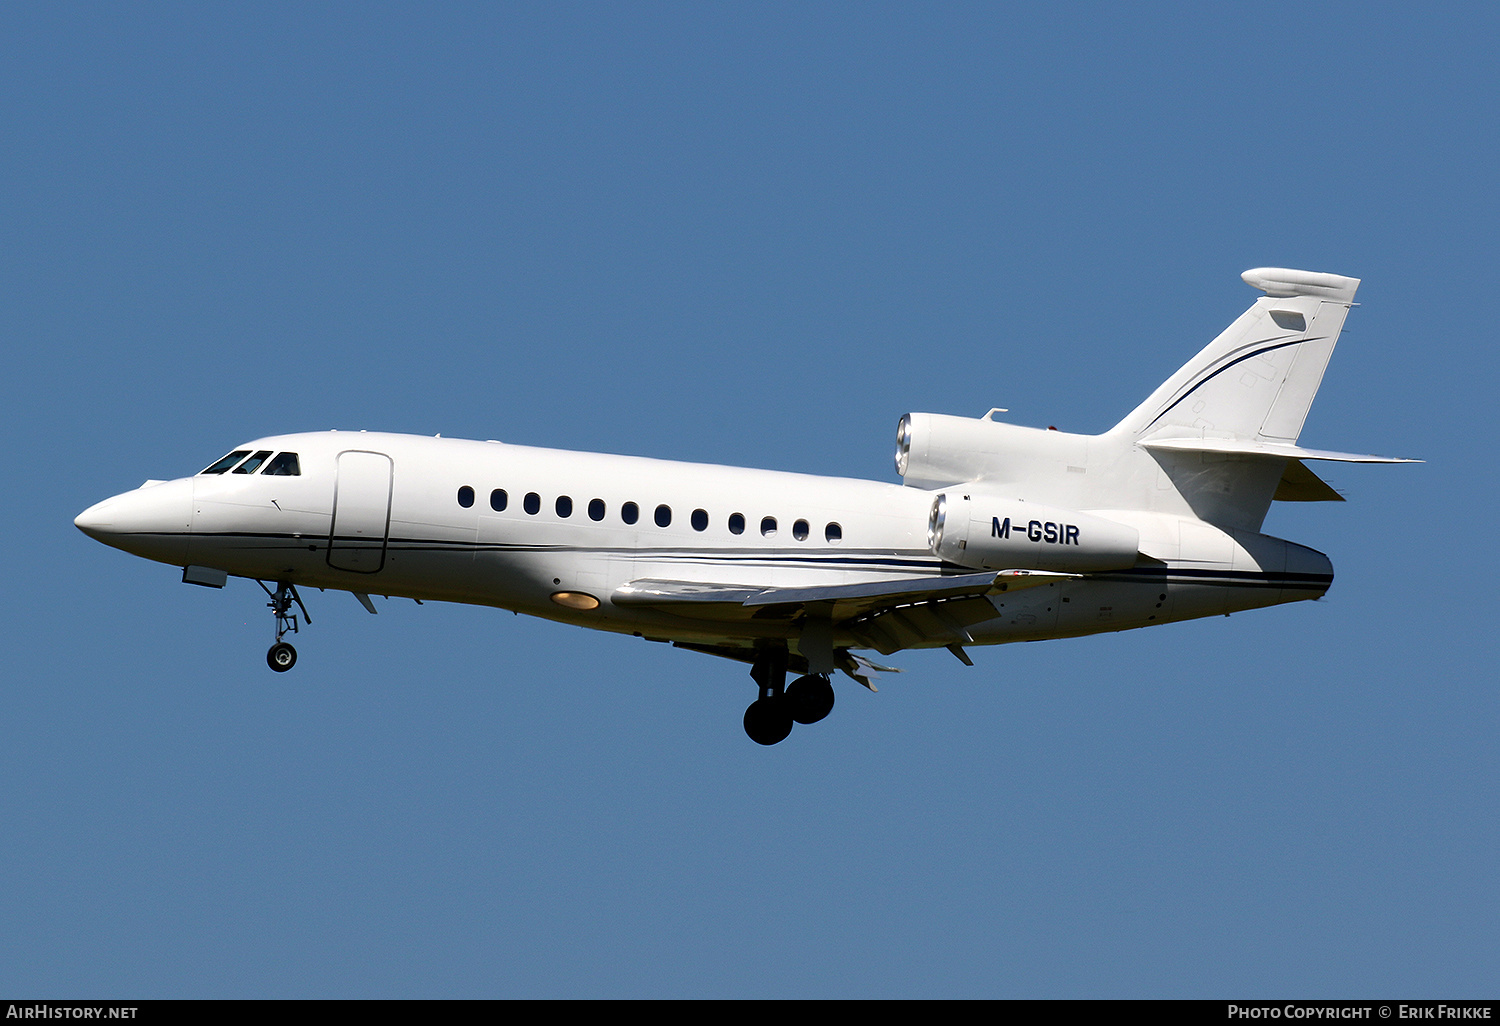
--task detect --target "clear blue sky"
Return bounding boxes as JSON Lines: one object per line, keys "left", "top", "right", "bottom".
{"left": 3, "top": 2, "right": 1494, "bottom": 998}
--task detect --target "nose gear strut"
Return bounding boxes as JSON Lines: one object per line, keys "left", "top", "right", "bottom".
{"left": 257, "top": 579, "right": 311, "bottom": 672}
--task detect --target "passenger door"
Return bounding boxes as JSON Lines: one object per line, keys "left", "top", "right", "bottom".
{"left": 327, "top": 451, "right": 393, "bottom": 573}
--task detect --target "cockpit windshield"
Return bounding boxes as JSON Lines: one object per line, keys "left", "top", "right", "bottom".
{"left": 201, "top": 450, "right": 251, "bottom": 474}
{"left": 199, "top": 449, "right": 302, "bottom": 476}
{"left": 233, "top": 450, "right": 274, "bottom": 474}
{"left": 262, "top": 452, "right": 301, "bottom": 476}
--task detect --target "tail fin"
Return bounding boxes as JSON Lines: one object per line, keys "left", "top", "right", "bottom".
{"left": 1104, "top": 269, "right": 1362, "bottom": 531}
{"left": 1110, "top": 267, "right": 1359, "bottom": 445}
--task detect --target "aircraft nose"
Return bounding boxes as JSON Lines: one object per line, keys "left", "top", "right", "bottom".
{"left": 75, "top": 496, "right": 126, "bottom": 540}
{"left": 74, "top": 500, "right": 108, "bottom": 539}
{"left": 75, "top": 479, "right": 194, "bottom": 562}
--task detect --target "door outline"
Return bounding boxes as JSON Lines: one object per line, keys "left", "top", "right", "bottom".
{"left": 327, "top": 450, "right": 393, "bottom": 574}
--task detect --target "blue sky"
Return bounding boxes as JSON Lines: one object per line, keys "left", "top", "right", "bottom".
{"left": 3, "top": 2, "right": 1495, "bottom": 997}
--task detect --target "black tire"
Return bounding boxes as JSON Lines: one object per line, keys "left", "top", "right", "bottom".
{"left": 267, "top": 642, "right": 297, "bottom": 672}
{"left": 787, "top": 674, "right": 835, "bottom": 725}
{"left": 743, "top": 695, "right": 793, "bottom": 746}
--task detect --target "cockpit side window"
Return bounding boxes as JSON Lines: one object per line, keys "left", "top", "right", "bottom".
{"left": 201, "top": 450, "right": 251, "bottom": 475}
{"left": 233, "top": 450, "right": 274, "bottom": 474}
{"left": 261, "top": 452, "right": 301, "bottom": 476}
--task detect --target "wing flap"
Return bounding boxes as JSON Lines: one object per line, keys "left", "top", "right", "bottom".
{"left": 614, "top": 568, "right": 1071, "bottom": 612}
{"left": 845, "top": 594, "right": 1007, "bottom": 654}
{"left": 613, "top": 568, "right": 1074, "bottom": 647}
{"left": 743, "top": 571, "right": 1000, "bottom": 608}
{"left": 612, "top": 571, "right": 1001, "bottom": 623}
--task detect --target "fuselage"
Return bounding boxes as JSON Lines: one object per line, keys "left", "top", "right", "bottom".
{"left": 75, "top": 429, "right": 1333, "bottom": 653}
{"left": 72, "top": 267, "right": 1408, "bottom": 746}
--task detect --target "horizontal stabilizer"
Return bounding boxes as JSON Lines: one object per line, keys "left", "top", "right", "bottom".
{"left": 1275, "top": 460, "right": 1345, "bottom": 503}
{"left": 1140, "top": 437, "right": 1420, "bottom": 463}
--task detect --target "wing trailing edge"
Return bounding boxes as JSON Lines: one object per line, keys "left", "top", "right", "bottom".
{"left": 613, "top": 569, "right": 1075, "bottom": 654}
{"left": 613, "top": 569, "right": 1068, "bottom": 614}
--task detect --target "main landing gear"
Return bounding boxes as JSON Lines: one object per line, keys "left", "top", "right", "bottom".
{"left": 743, "top": 646, "right": 836, "bottom": 745}
{"left": 257, "top": 580, "right": 311, "bottom": 673}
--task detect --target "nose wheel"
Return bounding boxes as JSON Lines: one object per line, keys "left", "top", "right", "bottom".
{"left": 267, "top": 641, "right": 297, "bottom": 672}
{"left": 257, "top": 579, "right": 311, "bottom": 672}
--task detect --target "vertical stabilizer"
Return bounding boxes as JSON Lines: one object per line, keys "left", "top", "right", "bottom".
{"left": 1111, "top": 268, "right": 1359, "bottom": 446}
{"left": 1104, "top": 269, "right": 1360, "bottom": 530}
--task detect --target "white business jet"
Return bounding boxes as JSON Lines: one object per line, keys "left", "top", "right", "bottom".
{"left": 76, "top": 268, "right": 1415, "bottom": 744}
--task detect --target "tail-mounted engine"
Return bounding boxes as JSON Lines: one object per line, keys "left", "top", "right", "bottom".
{"left": 928, "top": 492, "right": 1140, "bottom": 573}
{"left": 896, "top": 412, "right": 1091, "bottom": 491}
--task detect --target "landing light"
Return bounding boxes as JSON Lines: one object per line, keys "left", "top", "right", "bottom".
{"left": 551, "top": 591, "right": 600, "bottom": 611}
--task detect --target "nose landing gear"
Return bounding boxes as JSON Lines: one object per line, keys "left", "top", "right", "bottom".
{"left": 267, "top": 641, "right": 297, "bottom": 672}
{"left": 257, "top": 580, "right": 311, "bottom": 672}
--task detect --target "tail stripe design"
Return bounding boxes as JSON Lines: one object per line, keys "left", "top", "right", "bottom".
{"left": 1134, "top": 333, "right": 1322, "bottom": 435}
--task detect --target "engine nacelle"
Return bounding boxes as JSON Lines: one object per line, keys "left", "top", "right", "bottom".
{"left": 895, "top": 412, "right": 1092, "bottom": 490}
{"left": 928, "top": 492, "right": 1140, "bottom": 573}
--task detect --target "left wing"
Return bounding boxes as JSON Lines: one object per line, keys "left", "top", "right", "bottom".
{"left": 613, "top": 568, "right": 1073, "bottom": 655}
{"left": 613, "top": 569, "right": 1062, "bottom": 620}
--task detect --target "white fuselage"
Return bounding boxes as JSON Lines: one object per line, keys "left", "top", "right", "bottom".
{"left": 73, "top": 267, "right": 1408, "bottom": 745}
{"left": 76, "top": 429, "right": 1333, "bottom": 654}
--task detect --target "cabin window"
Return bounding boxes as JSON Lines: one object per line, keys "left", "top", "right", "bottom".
{"left": 655, "top": 504, "right": 672, "bottom": 528}
{"left": 622, "top": 502, "right": 639, "bottom": 525}
{"left": 728, "top": 513, "right": 745, "bottom": 535}
{"left": 825, "top": 522, "right": 843, "bottom": 543}
{"left": 761, "top": 516, "right": 777, "bottom": 537}
{"left": 588, "top": 498, "right": 605, "bottom": 521}
{"left": 691, "top": 509, "right": 709, "bottom": 532}
{"left": 457, "top": 486, "right": 475, "bottom": 508}
{"left": 233, "top": 450, "right": 274, "bottom": 474}
{"left": 490, "top": 489, "right": 508, "bottom": 511}
{"left": 201, "top": 450, "right": 250, "bottom": 475}
{"left": 793, "top": 519, "right": 809, "bottom": 541}
{"left": 524, "top": 492, "right": 541, "bottom": 515}
{"left": 262, "top": 452, "right": 301, "bottom": 476}
{"left": 556, "top": 495, "right": 573, "bottom": 518}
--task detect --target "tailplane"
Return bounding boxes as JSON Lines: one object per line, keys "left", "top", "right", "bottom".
{"left": 895, "top": 268, "right": 1415, "bottom": 533}
{"left": 1102, "top": 269, "right": 1414, "bottom": 530}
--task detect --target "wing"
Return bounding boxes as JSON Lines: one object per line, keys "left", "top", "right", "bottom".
{"left": 613, "top": 568, "right": 1073, "bottom": 656}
